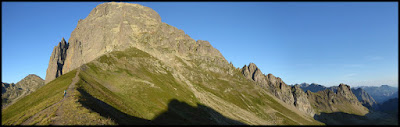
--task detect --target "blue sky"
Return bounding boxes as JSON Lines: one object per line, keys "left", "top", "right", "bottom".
{"left": 2, "top": 2, "right": 398, "bottom": 87}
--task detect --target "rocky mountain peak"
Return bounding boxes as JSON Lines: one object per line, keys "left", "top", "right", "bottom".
{"left": 87, "top": 2, "right": 161, "bottom": 24}
{"left": 16, "top": 74, "right": 44, "bottom": 87}
{"left": 240, "top": 63, "right": 315, "bottom": 116}
{"left": 337, "top": 83, "right": 351, "bottom": 93}
{"left": 45, "top": 37, "right": 69, "bottom": 84}
{"left": 336, "top": 83, "right": 360, "bottom": 105}
{"left": 2, "top": 74, "right": 45, "bottom": 109}
{"left": 241, "top": 63, "right": 264, "bottom": 83}
{"left": 45, "top": 2, "right": 229, "bottom": 84}
{"left": 23, "top": 74, "right": 43, "bottom": 81}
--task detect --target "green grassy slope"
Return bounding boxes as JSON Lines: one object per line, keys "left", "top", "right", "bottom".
{"left": 74, "top": 47, "right": 323, "bottom": 125}
{"left": 3, "top": 47, "right": 324, "bottom": 125}
{"left": 2, "top": 70, "right": 76, "bottom": 125}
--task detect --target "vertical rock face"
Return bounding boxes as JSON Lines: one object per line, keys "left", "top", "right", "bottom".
{"left": 45, "top": 38, "right": 68, "bottom": 84}
{"left": 241, "top": 63, "right": 314, "bottom": 116}
{"left": 292, "top": 85, "right": 315, "bottom": 116}
{"left": 266, "top": 73, "right": 295, "bottom": 106}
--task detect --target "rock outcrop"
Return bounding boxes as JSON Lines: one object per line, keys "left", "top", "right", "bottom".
{"left": 45, "top": 38, "right": 68, "bottom": 84}
{"left": 292, "top": 85, "right": 315, "bottom": 116}
{"left": 241, "top": 63, "right": 314, "bottom": 116}
{"left": 307, "top": 83, "right": 368, "bottom": 116}
{"left": 241, "top": 63, "right": 370, "bottom": 117}
{"left": 299, "top": 83, "right": 378, "bottom": 110}
{"left": 336, "top": 83, "right": 359, "bottom": 104}
{"left": 2, "top": 74, "right": 45, "bottom": 108}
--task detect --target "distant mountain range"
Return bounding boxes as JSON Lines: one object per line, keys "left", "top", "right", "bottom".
{"left": 295, "top": 83, "right": 327, "bottom": 92}
{"left": 354, "top": 85, "right": 398, "bottom": 103}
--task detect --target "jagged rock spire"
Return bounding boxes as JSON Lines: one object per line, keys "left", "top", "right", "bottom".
{"left": 45, "top": 37, "right": 69, "bottom": 84}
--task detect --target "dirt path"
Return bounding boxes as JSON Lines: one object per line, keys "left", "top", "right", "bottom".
{"left": 20, "top": 69, "right": 80, "bottom": 125}
{"left": 52, "top": 69, "right": 81, "bottom": 125}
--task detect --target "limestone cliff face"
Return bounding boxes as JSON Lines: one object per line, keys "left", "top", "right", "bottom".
{"left": 241, "top": 63, "right": 314, "bottom": 116}
{"left": 45, "top": 38, "right": 68, "bottom": 84}
{"left": 46, "top": 2, "right": 228, "bottom": 83}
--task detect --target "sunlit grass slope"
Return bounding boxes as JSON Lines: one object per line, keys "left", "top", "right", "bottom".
{"left": 75, "top": 47, "right": 323, "bottom": 125}
{"left": 3, "top": 46, "right": 324, "bottom": 125}
{"left": 2, "top": 70, "right": 76, "bottom": 125}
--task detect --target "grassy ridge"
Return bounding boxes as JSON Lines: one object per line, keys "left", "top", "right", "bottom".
{"left": 2, "top": 70, "right": 76, "bottom": 125}
{"left": 179, "top": 57, "right": 323, "bottom": 125}
{"left": 77, "top": 47, "right": 199, "bottom": 122}
{"left": 3, "top": 46, "right": 323, "bottom": 125}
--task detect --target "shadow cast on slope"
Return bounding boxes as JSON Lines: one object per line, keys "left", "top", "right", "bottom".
{"left": 313, "top": 112, "right": 398, "bottom": 125}
{"left": 77, "top": 87, "right": 150, "bottom": 125}
{"left": 77, "top": 88, "right": 245, "bottom": 125}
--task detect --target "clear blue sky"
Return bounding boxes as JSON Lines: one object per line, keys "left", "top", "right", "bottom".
{"left": 2, "top": 2, "right": 398, "bottom": 87}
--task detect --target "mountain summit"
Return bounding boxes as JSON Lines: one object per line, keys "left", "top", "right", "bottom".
{"left": 45, "top": 2, "right": 227, "bottom": 84}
